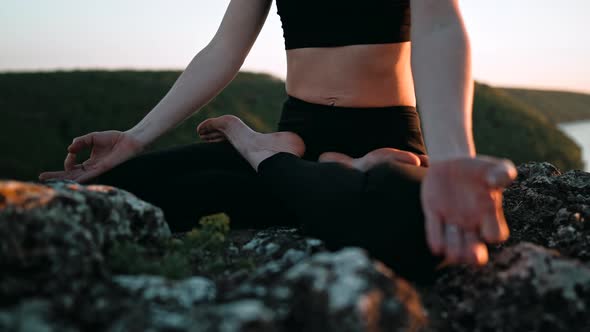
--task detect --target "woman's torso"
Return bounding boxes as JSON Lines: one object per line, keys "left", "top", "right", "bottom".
{"left": 285, "top": 43, "right": 416, "bottom": 108}
{"left": 274, "top": 0, "right": 424, "bottom": 159}
{"left": 276, "top": 0, "right": 415, "bottom": 108}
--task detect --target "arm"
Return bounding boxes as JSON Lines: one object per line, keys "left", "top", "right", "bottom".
{"left": 410, "top": 0, "right": 475, "bottom": 162}
{"left": 411, "top": 0, "right": 516, "bottom": 265}
{"left": 39, "top": 0, "right": 273, "bottom": 183}
{"left": 128, "top": 0, "right": 273, "bottom": 147}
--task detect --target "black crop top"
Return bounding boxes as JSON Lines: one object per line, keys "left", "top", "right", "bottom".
{"left": 275, "top": 0, "right": 411, "bottom": 50}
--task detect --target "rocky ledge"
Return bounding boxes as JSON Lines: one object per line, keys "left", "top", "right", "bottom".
{"left": 0, "top": 162, "right": 589, "bottom": 332}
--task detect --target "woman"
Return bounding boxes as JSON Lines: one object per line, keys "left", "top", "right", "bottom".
{"left": 39, "top": 0, "right": 517, "bottom": 278}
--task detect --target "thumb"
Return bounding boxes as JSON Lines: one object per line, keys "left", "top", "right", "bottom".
{"left": 485, "top": 159, "right": 518, "bottom": 188}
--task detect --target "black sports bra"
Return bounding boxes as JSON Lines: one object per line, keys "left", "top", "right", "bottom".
{"left": 275, "top": 0, "right": 411, "bottom": 50}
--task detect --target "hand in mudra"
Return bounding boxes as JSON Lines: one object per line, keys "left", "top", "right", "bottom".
{"left": 39, "top": 131, "right": 144, "bottom": 183}
{"left": 422, "top": 156, "right": 517, "bottom": 265}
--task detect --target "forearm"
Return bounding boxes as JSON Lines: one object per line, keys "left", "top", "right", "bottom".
{"left": 411, "top": 2, "right": 475, "bottom": 162}
{"left": 126, "top": 44, "right": 244, "bottom": 147}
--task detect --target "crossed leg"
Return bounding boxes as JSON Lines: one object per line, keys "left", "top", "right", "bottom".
{"left": 197, "top": 115, "right": 444, "bottom": 281}
{"left": 197, "top": 115, "right": 426, "bottom": 171}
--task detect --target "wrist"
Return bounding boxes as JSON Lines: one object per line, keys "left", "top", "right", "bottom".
{"left": 423, "top": 127, "right": 476, "bottom": 164}
{"left": 124, "top": 126, "right": 152, "bottom": 151}
{"left": 429, "top": 150, "right": 476, "bottom": 165}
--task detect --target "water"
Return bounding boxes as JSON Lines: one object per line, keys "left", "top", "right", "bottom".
{"left": 559, "top": 120, "right": 590, "bottom": 171}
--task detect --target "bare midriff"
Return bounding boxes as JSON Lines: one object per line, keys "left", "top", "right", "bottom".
{"left": 285, "top": 42, "right": 416, "bottom": 108}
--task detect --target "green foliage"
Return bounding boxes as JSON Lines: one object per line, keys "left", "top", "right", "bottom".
{"left": 106, "top": 213, "right": 254, "bottom": 279}
{"left": 472, "top": 84, "right": 584, "bottom": 170}
{"left": 185, "top": 213, "right": 231, "bottom": 252}
{"left": 0, "top": 70, "right": 584, "bottom": 180}
{"left": 500, "top": 87, "right": 590, "bottom": 123}
{"left": 0, "top": 70, "right": 286, "bottom": 180}
{"left": 107, "top": 241, "right": 192, "bottom": 279}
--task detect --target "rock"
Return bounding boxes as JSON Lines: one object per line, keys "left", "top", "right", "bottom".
{"left": 0, "top": 180, "right": 170, "bottom": 299}
{"left": 113, "top": 275, "right": 216, "bottom": 308}
{"left": 45, "top": 180, "right": 171, "bottom": 243}
{"left": 227, "top": 247, "right": 425, "bottom": 332}
{"left": 221, "top": 227, "right": 326, "bottom": 294}
{"left": 514, "top": 162, "right": 562, "bottom": 180}
{"left": 0, "top": 300, "right": 75, "bottom": 332}
{"left": 429, "top": 243, "right": 590, "bottom": 332}
{"left": 109, "top": 299, "right": 277, "bottom": 332}
{"left": 271, "top": 248, "right": 426, "bottom": 332}
{"left": 2, "top": 162, "right": 590, "bottom": 332}
{"left": 503, "top": 163, "right": 590, "bottom": 261}
{"left": 188, "top": 300, "right": 277, "bottom": 332}
{"left": 495, "top": 243, "right": 590, "bottom": 309}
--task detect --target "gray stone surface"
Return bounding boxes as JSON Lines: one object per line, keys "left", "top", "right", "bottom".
{"left": 1, "top": 162, "right": 590, "bottom": 332}
{"left": 503, "top": 162, "right": 590, "bottom": 261}
{"left": 0, "top": 180, "right": 170, "bottom": 299}
{"left": 428, "top": 243, "right": 590, "bottom": 331}
{"left": 114, "top": 275, "right": 216, "bottom": 308}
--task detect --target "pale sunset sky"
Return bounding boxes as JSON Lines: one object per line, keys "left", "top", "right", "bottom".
{"left": 1, "top": 0, "right": 589, "bottom": 93}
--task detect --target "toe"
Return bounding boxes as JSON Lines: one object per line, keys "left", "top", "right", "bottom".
{"left": 196, "top": 119, "right": 214, "bottom": 135}
{"left": 318, "top": 152, "right": 354, "bottom": 165}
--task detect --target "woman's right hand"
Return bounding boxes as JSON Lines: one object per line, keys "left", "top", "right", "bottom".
{"left": 38, "top": 130, "right": 145, "bottom": 183}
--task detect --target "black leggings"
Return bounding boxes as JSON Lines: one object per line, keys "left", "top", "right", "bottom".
{"left": 92, "top": 95, "right": 440, "bottom": 280}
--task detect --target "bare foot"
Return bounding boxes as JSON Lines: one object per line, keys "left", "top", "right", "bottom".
{"left": 319, "top": 148, "right": 426, "bottom": 172}
{"left": 196, "top": 115, "right": 305, "bottom": 170}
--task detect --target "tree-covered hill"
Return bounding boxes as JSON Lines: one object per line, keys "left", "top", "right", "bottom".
{"left": 0, "top": 70, "right": 583, "bottom": 180}
{"left": 500, "top": 87, "right": 590, "bottom": 123}
{"left": 472, "top": 84, "right": 582, "bottom": 170}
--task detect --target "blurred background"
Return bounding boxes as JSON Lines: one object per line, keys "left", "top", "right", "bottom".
{"left": 1, "top": 0, "right": 589, "bottom": 180}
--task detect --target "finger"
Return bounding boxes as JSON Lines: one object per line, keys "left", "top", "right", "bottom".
{"left": 480, "top": 191, "right": 510, "bottom": 243}
{"left": 39, "top": 170, "right": 70, "bottom": 181}
{"left": 68, "top": 133, "right": 95, "bottom": 154}
{"left": 64, "top": 153, "right": 77, "bottom": 171}
{"left": 203, "top": 138, "right": 226, "bottom": 143}
{"left": 463, "top": 231, "right": 489, "bottom": 265}
{"left": 39, "top": 168, "right": 83, "bottom": 181}
{"left": 201, "top": 134, "right": 226, "bottom": 143}
{"left": 444, "top": 224, "right": 463, "bottom": 264}
{"left": 494, "top": 190, "right": 510, "bottom": 242}
{"left": 480, "top": 200, "right": 501, "bottom": 243}
{"left": 462, "top": 231, "right": 478, "bottom": 265}
{"left": 451, "top": 156, "right": 516, "bottom": 188}
{"left": 200, "top": 132, "right": 225, "bottom": 140}
{"left": 485, "top": 159, "right": 518, "bottom": 188}
{"left": 424, "top": 209, "right": 444, "bottom": 255}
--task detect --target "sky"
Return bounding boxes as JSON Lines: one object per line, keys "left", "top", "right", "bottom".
{"left": 1, "top": 0, "right": 589, "bottom": 93}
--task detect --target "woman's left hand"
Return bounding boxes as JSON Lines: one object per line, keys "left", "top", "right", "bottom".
{"left": 421, "top": 156, "right": 517, "bottom": 265}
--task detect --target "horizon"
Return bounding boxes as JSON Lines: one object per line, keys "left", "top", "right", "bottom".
{"left": 1, "top": 0, "right": 589, "bottom": 94}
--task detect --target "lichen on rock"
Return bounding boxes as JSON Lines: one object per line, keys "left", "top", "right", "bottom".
{"left": 0, "top": 180, "right": 171, "bottom": 301}
{"left": 113, "top": 275, "right": 216, "bottom": 308}
{"left": 1, "top": 162, "right": 590, "bottom": 331}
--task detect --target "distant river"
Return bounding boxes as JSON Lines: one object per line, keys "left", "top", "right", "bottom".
{"left": 559, "top": 120, "right": 590, "bottom": 171}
